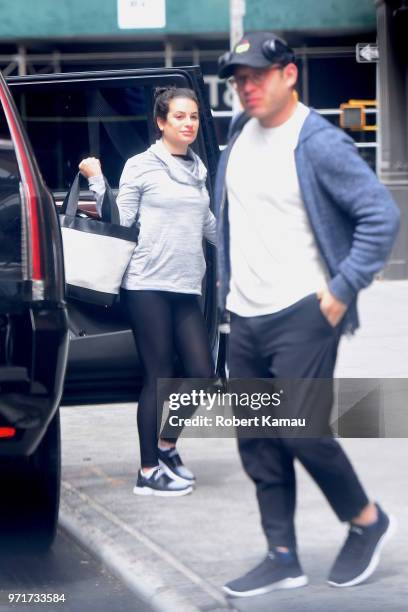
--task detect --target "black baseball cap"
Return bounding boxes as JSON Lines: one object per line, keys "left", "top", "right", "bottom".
{"left": 218, "top": 31, "right": 295, "bottom": 79}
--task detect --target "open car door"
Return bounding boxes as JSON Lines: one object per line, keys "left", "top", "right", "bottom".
{"left": 7, "top": 67, "right": 221, "bottom": 406}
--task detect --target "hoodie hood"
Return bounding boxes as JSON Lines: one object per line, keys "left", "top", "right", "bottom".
{"left": 297, "top": 109, "right": 337, "bottom": 146}
{"left": 149, "top": 139, "right": 207, "bottom": 188}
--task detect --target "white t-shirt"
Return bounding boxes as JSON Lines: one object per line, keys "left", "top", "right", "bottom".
{"left": 226, "top": 102, "right": 328, "bottom": 317}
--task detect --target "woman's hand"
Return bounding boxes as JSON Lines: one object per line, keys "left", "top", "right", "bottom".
{"left": 79, "top": 157, "right": 102, "bottom": 179}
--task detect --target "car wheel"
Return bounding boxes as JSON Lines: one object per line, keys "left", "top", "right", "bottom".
{"left": 0, "top": 409, "right": 61, "bottom": 553}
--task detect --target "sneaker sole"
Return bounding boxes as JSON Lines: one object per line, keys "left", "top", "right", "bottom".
{"left": 223, "top": 575, "right": 308, "bottom": 598}
{"left": 158, "top": 459, "right": 196, "bottom": 485}
{"left": 328, "top": 514, "right": 397, "bottom": 588}
{"left": 133, "top": 484, "right": 193, "bottom": 497}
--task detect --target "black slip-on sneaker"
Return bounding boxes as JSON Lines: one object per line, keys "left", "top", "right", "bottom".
{"left": 328, "top": 503, "right": 396, "bottom": 587}
{"left": 158, "top": 446, "right": 195, "bottom": 484}
{"left": 223, "top": 550, "right": 308, "bottom": 598}
{"left": 133, "top": 467, "right": 193, "bottom": 497}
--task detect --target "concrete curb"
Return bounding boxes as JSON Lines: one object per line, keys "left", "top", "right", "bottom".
{"left": 59, "top": 480, "right": 231, "bottom": 612}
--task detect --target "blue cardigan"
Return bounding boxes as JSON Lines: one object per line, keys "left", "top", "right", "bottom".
{"left": 214, "top": 110, "right": 400, "bottom": 333}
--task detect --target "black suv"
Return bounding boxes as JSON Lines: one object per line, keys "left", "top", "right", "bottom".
{"left": 0, "top": 67, "right": 220, "bottom": 550}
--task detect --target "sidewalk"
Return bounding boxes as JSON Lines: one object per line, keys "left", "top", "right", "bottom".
{"left": 60, "top": 280, "right": 408, "bottom": 612}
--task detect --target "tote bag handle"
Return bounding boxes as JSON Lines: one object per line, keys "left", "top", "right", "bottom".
{"left": 60, "top": 172, "right": 120, "bottom": 225}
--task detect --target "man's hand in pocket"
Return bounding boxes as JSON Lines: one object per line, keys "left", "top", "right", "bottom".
{"left": 316, "top": 287, "right": 347, "bottom": 327}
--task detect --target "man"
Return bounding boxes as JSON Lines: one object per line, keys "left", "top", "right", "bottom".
{"left": 215, "top": 31, "right": 399, "bottom": 597}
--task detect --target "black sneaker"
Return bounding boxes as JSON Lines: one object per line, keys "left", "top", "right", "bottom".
{"left": 223, "top": 549, "right": 308, "bottom": 598}
{"left": 133, "top": 467, "right": 193, "bottom": 497}
{"left": 328, "top": 503, "right": 396, "bottom": 587}
{"left": 158, "top": 447, "right": 195, "bottom": 484}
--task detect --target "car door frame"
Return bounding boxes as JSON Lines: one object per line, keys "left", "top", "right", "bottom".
{"left": 7, "top": 66, "right": 222, "bottom": 405}
{"left": 0, "top": 70, "right": 68, "bottom": 454}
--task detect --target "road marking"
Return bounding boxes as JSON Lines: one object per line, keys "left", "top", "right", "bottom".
{"left": 87, "top": 465, "right": 126, "bottom": 486}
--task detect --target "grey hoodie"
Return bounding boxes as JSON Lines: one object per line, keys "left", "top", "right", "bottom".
{"left": 89, "top": 139, "right": 216, "bottom": 294}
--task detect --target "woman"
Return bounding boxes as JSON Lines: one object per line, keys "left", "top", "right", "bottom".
{"left": 79, "top": 87, "right": 216, "bottom": 497}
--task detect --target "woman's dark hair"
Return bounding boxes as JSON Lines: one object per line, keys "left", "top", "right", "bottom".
{"left": 153, "top": 87, "right": 199, "bottom": 136}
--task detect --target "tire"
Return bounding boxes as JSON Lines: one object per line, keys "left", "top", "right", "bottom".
{"left": 0, "top": 409, "right": 61, "bottom": 553}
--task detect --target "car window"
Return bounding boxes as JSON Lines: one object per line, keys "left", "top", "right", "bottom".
{"left": 0, "top": 103, "right": 22, "bottom": 292}
{"left": 12, "top": 83, "right": 150, "bottom": 192}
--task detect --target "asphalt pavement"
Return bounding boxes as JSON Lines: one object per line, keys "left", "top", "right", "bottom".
{"left": 0, "top": 529, "right": 151, "bottom": 612}
{"left": 59, "top": 280, "right": 408, "bottom": 612}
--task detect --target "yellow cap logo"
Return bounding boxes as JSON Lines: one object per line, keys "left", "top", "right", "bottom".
{"left": 235, "top": 40, "right": 250, "bottom": 54}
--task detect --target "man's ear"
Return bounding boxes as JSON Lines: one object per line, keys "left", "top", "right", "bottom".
{"left": 284, "top": 63, "right": 298, "bottom": 89}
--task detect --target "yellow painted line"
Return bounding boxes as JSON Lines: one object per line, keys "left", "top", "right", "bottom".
{"left": 87, "top": 465, "right": 126, "bottom": 486}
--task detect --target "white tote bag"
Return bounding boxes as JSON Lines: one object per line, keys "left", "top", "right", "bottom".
{"left": 59, "top": 173, "right": 138, "bottom": 306}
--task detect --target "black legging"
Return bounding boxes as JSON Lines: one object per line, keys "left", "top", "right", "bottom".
{"left": 121, "top": 289, "right": 214, "bottom": 467}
